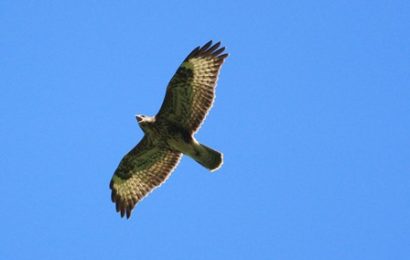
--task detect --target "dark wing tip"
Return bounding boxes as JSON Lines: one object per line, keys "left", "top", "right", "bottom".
{"left": 200, "top": 40, "right": 213, "bottom": 51}
{"left": 115, "top": 198, "right": 134, "bottom": 219}
{"left": 110, "top": 181, "right": 135, "bottom": 219}
{"left": 112, "top": 197, "right": 135, "bottom": 219}
{"left": 184, "top": 40, "right": 228, "bottom": 62}
{"left": 184, "top": 46, "right": 200, "bottom": 61}
{"left": 111, "top": 190, "right": 116, "bottom": 202}
{"left": 126, "top": 207, "right": 131, "bottom": 218}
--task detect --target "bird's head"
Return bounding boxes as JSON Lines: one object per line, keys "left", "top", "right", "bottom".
{"left": 135, "top": 114, "right": 155, "bottom": 133}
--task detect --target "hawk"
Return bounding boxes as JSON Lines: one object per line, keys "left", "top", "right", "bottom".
{"left": 110, "top": 41, "right": 228, "bottom": 218}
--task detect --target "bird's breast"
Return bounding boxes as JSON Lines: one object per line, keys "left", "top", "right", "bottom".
{"left": 155, "top": 121, "right": 194, "bottom": 154}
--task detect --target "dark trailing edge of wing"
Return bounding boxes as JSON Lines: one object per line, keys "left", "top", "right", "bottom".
{"left": 184, "top": 40, "right": 229, "bottom": 63}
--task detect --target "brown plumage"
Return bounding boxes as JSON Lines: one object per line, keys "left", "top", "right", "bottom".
{"left": 157, "top": 41, "right": 228, "bottom": 132}
{"left": 110, "top": 41, "right": 228, "bottom": 218}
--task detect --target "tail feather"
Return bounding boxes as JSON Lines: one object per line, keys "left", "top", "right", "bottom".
{"left": 191, "top": 143, "right": 223, "bottom": 171}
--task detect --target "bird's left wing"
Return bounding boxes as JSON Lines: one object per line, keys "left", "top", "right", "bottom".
{"left": 156, "top": 41, "right": 228, "bottom": 133}
{"left": 110, "top": 136, "right": 182, "bottom": 218}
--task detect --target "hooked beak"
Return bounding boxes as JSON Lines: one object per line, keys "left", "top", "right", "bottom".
{"left": 136, "top": 115, "right": 143, "bottom": 123}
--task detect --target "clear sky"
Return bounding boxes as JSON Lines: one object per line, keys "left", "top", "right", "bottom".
{"left": 1, "top": 1, "right": 409, "bottom": 259}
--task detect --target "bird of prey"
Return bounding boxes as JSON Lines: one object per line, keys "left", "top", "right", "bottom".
{"left": 109, "top": 41, "right": 228, "bottom": 218}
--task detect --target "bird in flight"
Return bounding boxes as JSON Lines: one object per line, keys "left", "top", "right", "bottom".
{"left": 109, "top": 41, "right": 228, "bottom": 218}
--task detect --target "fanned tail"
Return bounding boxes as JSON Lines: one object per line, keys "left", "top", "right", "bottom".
{"left": 190, "top": 143, "right": 223, "bottom": 172}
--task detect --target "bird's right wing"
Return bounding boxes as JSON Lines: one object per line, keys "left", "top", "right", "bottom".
{"left": 110, "top": 136, "right": 182, "bottom": 218}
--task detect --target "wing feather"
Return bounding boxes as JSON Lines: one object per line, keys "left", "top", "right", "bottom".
{"left": 156, "top": 41, "right": 228, "bottom": 133}
{"left": 110, "top": 136, "right": 182, "bottom": 218}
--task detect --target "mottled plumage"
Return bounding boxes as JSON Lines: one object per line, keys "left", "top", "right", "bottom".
{"left": 110, "top": 41, "right": 228, "bottom": 218}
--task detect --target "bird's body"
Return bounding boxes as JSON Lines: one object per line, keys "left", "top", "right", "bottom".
{"left": 110, "top": 41, "right": 228, "bottom": 218}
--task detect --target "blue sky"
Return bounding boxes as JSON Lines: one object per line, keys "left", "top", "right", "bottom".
{"left": 1, "top": 0, "right": 409, "bottom": 259}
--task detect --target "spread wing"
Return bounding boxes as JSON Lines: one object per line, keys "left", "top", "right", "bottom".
{"left": 156, "top": 41, "right": 228, "bottom": 133}
{"left": 110, "top": 136, "right": 182, "bottom": 218}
